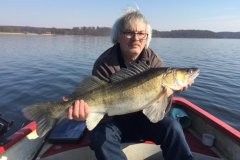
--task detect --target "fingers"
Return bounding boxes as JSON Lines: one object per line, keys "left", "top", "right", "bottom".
{"left": 73, "top": 100, "right": 80, "bottom": 119}
{"left": 84, "top": 102, "right": 89, "bottom": 117}
{"left": 181, "top": 80, "right": 195, "bottom": 92}
{"left": 187, "top": 79, "right": 195, "bottom": 88}
{"left": 68, "top": 106, "right": 73, "bottom": 119}
{"left": 176, "top": 80, "right": 195, "bottom": 93}
{"left": 67, "top": 100, "right": 89, "bottom": 121}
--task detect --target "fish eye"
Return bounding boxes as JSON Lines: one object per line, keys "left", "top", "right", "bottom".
{"left": 188, "top": 69, "right": 193, "bottom": 74}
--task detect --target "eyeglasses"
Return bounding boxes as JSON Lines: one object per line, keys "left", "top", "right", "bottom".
{"left": 121, "top": 31, "right": 148, "bottom": 40}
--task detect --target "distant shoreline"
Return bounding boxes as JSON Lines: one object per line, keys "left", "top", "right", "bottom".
{"left": 0, "top": 32, "right": 51, "bottom": 35}
{"left": 1, "top": 26, "right": 240, "bottom": 39}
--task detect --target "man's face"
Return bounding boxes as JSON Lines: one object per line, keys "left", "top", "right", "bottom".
{"left": 118, "top": 20, "right": 148, "bottom": 61}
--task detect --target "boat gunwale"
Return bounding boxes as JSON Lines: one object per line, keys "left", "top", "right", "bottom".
{"left": 0, "top": 121, "right": 36, "bottom": 154}
{"left": 172, "top": 97, "right": 240, "bottom": 143}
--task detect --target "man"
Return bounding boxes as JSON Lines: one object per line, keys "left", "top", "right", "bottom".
{"left": 67, "top": 10, "right": 194, "bottom": 160}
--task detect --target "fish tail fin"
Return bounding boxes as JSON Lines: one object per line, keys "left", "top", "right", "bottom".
{"left": 22, "top": 102, "right": 60, "bottom": 137}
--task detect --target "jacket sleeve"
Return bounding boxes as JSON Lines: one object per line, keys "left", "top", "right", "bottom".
{"left": 146, "top": 49, "right": 164, "bottom": 68}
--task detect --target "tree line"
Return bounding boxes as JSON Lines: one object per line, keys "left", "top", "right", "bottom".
{"left": 0, "top": 26, "right": 240, "bottom": 39}
{"left": 0, "top": 26, "right": 111, "bottom": 36}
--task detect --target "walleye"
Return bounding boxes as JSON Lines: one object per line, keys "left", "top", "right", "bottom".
{"left": 23, "top": 63, "right": 199, "bottom": 137}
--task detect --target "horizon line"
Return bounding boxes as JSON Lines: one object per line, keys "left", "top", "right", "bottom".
{"left": 0, "top": 25, "right": 239, "bottom": 33}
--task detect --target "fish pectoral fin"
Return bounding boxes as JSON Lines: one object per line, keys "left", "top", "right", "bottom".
{"left": 143, "top": 93, "right": 169, "bottom": 123}
{"left": 86, "top": 113, "right": 104, "bottom": 131}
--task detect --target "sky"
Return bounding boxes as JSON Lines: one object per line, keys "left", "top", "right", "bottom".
{"left": 1, "top": 0, "right": 240, "bottom": 32}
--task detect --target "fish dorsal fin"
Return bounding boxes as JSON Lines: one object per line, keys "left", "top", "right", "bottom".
{"left": 110, "top": 62, "right": 149, "bottom": 83}
{"left": 72, "top": 76, "right": 107, "bottom": 96}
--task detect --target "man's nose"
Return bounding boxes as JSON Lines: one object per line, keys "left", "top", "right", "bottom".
{"left": 132, "top": 33, "right": 140, "bottom": 40}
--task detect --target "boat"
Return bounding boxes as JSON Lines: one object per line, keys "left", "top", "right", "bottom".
{"left": 0, "top": 97, "right": 239, "bottom": 160}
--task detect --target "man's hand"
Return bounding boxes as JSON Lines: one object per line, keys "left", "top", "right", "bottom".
{"left": 166, "top": 79, "right": 195, "bottom": 97}
{"left": 180, "top": 79, "right": 194, "bottom": 92}
{"left": 63, "top": 97, "right": 89, "bottom": 121}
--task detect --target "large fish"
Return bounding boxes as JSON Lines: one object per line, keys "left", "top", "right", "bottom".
{"left": 23, "top": 63, "right": 199, "bottom": 137}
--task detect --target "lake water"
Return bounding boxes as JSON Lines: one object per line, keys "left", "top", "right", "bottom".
{"left": 0, "top": 35, "right": 239, "bottom": 137}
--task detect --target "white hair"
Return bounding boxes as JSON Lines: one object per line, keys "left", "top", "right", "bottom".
{"left": 111, "top": 9, "right": 152, "bottom": 48}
